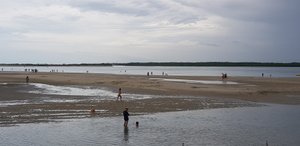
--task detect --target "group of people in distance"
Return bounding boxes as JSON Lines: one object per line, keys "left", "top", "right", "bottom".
{"left": 221, "top": 73, "right": 228, "bottom": 80}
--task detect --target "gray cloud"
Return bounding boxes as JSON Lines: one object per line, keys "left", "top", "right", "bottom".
{"left": 0, "top": 0, "right": 299, "bottom": 63}
{"left": 72, "top": 1, "right": 149, "bottom": 16}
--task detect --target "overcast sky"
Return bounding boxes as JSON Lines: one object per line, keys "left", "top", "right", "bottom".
{"left": 1, "top": 0, "right": 299, "bottom": 63}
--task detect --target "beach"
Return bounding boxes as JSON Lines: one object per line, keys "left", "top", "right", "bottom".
{"left": 1, "top": 72, "right": 300, "bottom": 103}
{"left": 1, "top": 72, "right": 300, "bottom": 125}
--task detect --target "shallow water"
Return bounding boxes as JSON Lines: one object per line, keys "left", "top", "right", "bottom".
{"left": 1, "top": 104, "right": 299, "bottom": 146}
{"left": 1, "top": 66, "right": 300, "bottom": 77}
{"left": 28, "top": 83, "right": 116, "bottom": 97}
{"left": 27, "top": 83, "right": 154, "bottom": 100}
{"left": 0, "top": 83, "right": 156, "bottom": 107}
{"left": 29, "top": 83, "right": 151, "bottom": 99}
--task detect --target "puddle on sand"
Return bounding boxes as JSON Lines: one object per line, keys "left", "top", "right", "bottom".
{"left": 0, "top": 100, "right": 29, "bottom": 107}
{"left": 27, "top": 83, "right": 155, "bottom": 100}
{"left": 150, "top": 78, "right": 240, "bottom": 85}
{"left": 28, "top": 83, "right": 116, "bottom": 97}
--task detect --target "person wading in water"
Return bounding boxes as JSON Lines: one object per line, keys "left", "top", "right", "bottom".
{"left": 123, "top": 108, "right": 129, "bottom": 127}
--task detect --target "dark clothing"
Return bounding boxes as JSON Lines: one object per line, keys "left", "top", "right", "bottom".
{"left": 123, "top": 111, "right": 129, "bottom": 121}
{"left": 26, "top": 76, "right": 29, "bottom": 83}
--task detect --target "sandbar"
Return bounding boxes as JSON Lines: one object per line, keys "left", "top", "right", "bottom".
{"left": 1, "top": 72, "right": 300, "bottom": 125}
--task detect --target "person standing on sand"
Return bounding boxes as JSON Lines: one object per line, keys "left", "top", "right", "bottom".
{"left": 123, "top": 108, "right": 129, "bottom": 127}
{"left": 117, "top": 88, "right": 122, "bottom": 101}
{"left": 90, "top": 106, "right": 96, "bottom": 113}
{"left": 26, "top": 76, "right": 29, "bottom": 83}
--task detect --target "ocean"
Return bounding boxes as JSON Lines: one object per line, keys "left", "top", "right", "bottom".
{"left": 1, "top": 66, "right": 300, "bottom": 77}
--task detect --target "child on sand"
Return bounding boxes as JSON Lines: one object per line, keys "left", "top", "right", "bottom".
{"left": 90, "top": 106, "right": 96, "bottom": 113}
{"left": 26, "top": 76, "right": 29, "bottom": 83}
{"left": 117, "top": 88, "right": 122, "bottom": 101}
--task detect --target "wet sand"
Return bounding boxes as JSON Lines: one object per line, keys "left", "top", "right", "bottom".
{"left": 1, "top": 72, "right": 300, "bottom": 125}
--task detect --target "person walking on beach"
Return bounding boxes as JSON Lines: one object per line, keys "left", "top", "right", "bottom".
{"left": 123, "top": 108, "right": 129, "bottom": 127}
{"left": 117, "top": 88, "right": 122, "bottom": 101}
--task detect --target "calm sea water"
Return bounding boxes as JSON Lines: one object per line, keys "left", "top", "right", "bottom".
{"left": 1, "top": 66, "right": 300, "bottom": 77}
{"left": 1, "top": 104, "right": 299, "bottom": 146}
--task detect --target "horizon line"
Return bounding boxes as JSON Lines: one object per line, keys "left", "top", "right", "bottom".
{"left": 1, "top": 62, "right": 300, "bottom": 67}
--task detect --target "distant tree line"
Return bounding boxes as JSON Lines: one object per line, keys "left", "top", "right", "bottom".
{"left": 118, "top": 62, "right": 300, "bottom": 67}
{"left": 1, "top": 62, "right": 300, "bottom": 67}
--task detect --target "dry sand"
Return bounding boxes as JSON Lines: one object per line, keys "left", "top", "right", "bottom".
{"left": 1, "top": 72, "right": 300, "bottom": 125}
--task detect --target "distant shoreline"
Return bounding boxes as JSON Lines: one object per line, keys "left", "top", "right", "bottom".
{"left": 1, "top": 62, "right": 300, "bottom": 67}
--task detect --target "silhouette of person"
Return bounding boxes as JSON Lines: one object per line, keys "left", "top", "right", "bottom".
{"left": 123, "top": 108, "right": 129, "bottom": 127}
{"left": 136, "top": 121, "right": 139, "bottom": 127}
{"left": 26, "top": 76, "right": 29, "bottom": 83}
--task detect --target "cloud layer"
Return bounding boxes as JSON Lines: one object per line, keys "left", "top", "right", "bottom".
{"left": 1, "top": 0, "right": 299, "bottom": 63}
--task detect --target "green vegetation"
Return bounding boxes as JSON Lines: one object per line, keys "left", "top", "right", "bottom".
{"left": 0, "top": 63, "right": 112, "bottom": 66}
{"left": 1, "top": 62, "right": 300, "bottom": 67}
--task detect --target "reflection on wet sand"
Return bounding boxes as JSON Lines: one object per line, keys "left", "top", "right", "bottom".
{"left": 124, "top": 127, "right": 129, "bottom": 142}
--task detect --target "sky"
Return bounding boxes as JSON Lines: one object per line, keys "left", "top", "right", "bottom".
{"left": 0, "top": 0, "right": 299, "bottom": 63}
